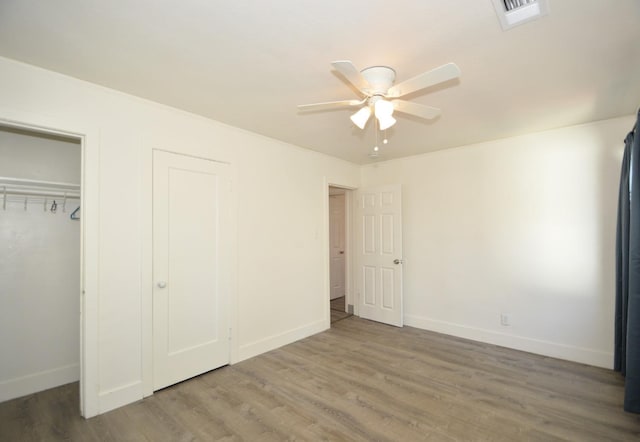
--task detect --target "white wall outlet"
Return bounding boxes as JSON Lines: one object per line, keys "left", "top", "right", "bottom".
{"left": 500, "top": 313, "right": 511, "bottom": 326}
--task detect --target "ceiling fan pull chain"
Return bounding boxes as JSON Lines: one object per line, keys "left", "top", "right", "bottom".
{"left": 374, "top": 117, "right": 379, "bottom": 152}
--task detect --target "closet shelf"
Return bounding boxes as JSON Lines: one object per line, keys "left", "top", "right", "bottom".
{"left": 0, "top": 176, "right": 80, "bottom": 202}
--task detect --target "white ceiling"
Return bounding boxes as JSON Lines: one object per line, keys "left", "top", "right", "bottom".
{"left": 0, "top": 0, "right": 638, "bottom": 164}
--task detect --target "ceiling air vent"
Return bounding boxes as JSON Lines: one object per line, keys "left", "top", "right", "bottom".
{"left": 491, "top": 0, "right": 550, "bottom": 30}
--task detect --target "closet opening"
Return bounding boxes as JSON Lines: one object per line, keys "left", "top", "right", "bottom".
{"left": 0, "top": 124, "right": 82, "bottom": 408}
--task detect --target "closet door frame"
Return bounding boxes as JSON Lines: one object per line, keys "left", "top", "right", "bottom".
{"left": 0, "top": 108, "right": 100, "bottom": 418}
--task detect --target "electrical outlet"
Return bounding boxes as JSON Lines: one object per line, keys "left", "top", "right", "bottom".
{"left": 500, "top": 313, "right": 511, "bottom": 326}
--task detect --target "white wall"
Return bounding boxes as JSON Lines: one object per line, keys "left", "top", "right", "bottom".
{"left": 362, "top": 116, "right": 633, "bottom": 368}
{"left": 0, "top": 127, "right": 80, "bottom": 182}
{"left": 0, "top": 127, "right": 81, "bottom": 401}
{"left": 234, "top": 132, "right": 359, "bottom": 359}
{"left": 0, "top": 56, "right": 360, "bottom": 415}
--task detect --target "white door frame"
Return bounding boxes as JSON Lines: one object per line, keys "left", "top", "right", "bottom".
{"left": 0, "top": 109, "right": 100, "bottom": 417}
{"left": 324, "top": 179, "right": 357, "bottom": 326}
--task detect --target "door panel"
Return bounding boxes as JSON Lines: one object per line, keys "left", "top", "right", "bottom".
{"left": 381, "top": 214, "right": 394, "bottom": 254}
{"left": 363, "top": 265, "right": 376, "bottom": 305}
{"left": 363, "top": 215, "right": 376, "bottom": 254}
{"left": 153, "top": 150, "right": 230, "bottom": 390}
{"left": 356, "top": 184, "right": 403, "bottom": 327}
{"left": 381, "top": 267, "right": 395, "bottom": 309}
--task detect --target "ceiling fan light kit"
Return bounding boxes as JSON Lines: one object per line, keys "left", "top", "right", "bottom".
{"left": 374, "top": 98, "right": 396, "bottom": 130}
{"left": 378, "top": 115, "right": 396, "bottom": 131}
{"left": 298, "top": 60, "right": 461, "bottom": 154}
{"left": 350, "top": 106, "right": 372, "bottom": 129}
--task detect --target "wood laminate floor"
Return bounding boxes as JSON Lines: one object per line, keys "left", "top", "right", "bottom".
{"left": 330, "top": 296, "right": 351, "bottom": 324}
{"left": 2, "top": 317, "right": 640, "bottom": 441}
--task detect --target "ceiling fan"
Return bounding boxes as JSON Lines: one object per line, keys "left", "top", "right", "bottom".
{"left": 298, "top": 61, "right": 461, "bottom": 130}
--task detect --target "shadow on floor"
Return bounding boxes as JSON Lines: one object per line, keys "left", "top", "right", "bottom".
{"left": 330, "top": 296, "right": 352, "bottom": 324}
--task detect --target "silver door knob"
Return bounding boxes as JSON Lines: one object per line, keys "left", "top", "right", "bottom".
{"left": 393, "top": 259, "right": 404, "bottom": 265}
{"left": 157, "top": 281, "right": 167, "bottom": 288}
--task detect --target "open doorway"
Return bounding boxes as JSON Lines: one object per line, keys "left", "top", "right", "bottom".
{"left": 329, "top": 186, "right": 353, "bottom": 324}
{"left": 0, "top": 124, "right": 82, "bottom": 407}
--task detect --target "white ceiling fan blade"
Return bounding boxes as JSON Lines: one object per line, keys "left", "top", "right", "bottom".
{"left": 331, "top": 60, "right": 371, "bottom": 93}
{"left": 297, "top": 99, "right": 365, "bottom": 112}
{"left": 392, "top": 100, "right": 442, "bottom": 120}
{"left": 387, "top": 62, "right": 461, "bottom": 98}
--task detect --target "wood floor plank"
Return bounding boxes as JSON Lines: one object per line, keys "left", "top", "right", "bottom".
{"left": 330, "top": 296, "right": 351, "bottom": 324}
{"left": 1, "top": 316, "right": 640, "bottom": 441}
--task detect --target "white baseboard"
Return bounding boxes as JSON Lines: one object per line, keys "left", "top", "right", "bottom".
{"left": 0, "top": 364, "right": 80, "bottom": 402}
{"left": 404, "top": 314, "right": 613, "bottom": 369}
{"left": 98, "top": 381, "right": 144, "bottom": 414}
{"left": 237, "top": 319, "right": 328, "bottom": 363}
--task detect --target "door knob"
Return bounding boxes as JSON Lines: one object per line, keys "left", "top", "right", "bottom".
{"left": 393, "top": 259, "right": 404, "bottom": 265}
{"left": 339, "top": 251, "right": 345, "bottom": 254}
{"left": 157, "top": 281, "right": 167, "bottom": 288}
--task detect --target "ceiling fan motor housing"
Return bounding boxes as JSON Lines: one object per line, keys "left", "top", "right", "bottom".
{"left": 360, "top": 66, "right": 396, "bottom": 95}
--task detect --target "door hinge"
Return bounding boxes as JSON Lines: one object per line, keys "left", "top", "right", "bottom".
{"left": 228, "top": 327, "right": 232, "bottom": 341}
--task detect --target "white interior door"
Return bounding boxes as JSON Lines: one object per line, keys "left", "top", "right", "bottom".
{"left": 329, "top": 193, "right": 346, "bottom": 300}
{"left": 356, "top": 184, "right": 403, "bottom": 327}
{"left": 153, "top": 150, "right": 231, "bottom": 390}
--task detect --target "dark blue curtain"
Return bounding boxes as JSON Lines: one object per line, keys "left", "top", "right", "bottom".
{"left": 615, "top": 109, "right": 640, "bottom": 413}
